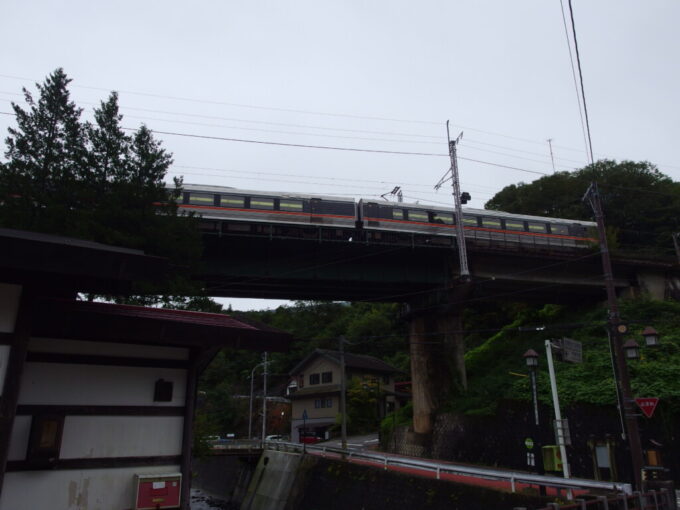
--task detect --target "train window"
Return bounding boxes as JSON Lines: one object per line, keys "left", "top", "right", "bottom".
{"left": 528, "top": 222, "right": 548, "bottom": 233}
{"left": 378, "top": 205, "right": 396, "bottom": 219}
{"left": 220, "top": 195, "right": 245, "bottom": 208}
{"left": 280, "top": 199, "right": 303, "bottom": 211}
{"left": 504, "top": 220, "right": 525, "bottom": 231}
{"left": 407, "top": 210, "right": 429, "bottom": 222}
{"left": 482, "top": 217, "right": 502, "bottom": 229}
{"left": 362, "top": 203, "right": 378, "bottom": 218}
{"left": 551, "top": 224, "right": 569, "bottom": 235}
{"left": 463, "top": 216, "right": 478, "bottom": 226}
{"left": 316, "top": 201, "right": 355, "bottom": 216}
{"left": 188, "top": 193, "right": 215, "bottom": 206}
{"left": 431, "top": 212, "right": 453, "bottom": 224}
{"left": 250, "top": 198, "right": 275, "bottom": 210}
{"left": 392, "top": 209, "right": 404, "bottom": 220}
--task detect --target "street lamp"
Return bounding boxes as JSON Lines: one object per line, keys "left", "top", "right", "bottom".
{"left": 248, "top": 359, "right": 265, "bottom": 440}
{"left": 523, "top": 349, "right": 543, "bottom": 486}
{"left": 642, "top": 327, "right": 660, "bottom": 347}
{"left": 623, "top": 339, "right": 640, "bottom": 360}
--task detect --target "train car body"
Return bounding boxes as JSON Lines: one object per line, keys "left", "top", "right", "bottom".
{"left": 177, "top": 183, "right": 596, "bottom": 251}
{"left": 179, "top": 184, "right": 357, "bottom": 229}
{"left": 358, "top": 198, "right": 596, "bottom": 250}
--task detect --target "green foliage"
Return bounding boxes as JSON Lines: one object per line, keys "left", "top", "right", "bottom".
{"left": 485, "top": 160, "right": 680, "bottom": 258}
{"left": 245, "top": 301, "right": 409, "bottom": 381}
{"left": 345, "top": 377, "right": 381, "bottom": 434}
{"left": 0, "top": 69, "right": 203, "bottom": 295}
{"left": 456, "top": 299, "right": 680, "bottom": 416}
{"left": 380, "top": 402, "right": 413, "bottom": 448}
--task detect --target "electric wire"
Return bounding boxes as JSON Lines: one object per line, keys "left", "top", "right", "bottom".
{"left": 567, "top": 0, "right": 595, "bottom": 164}
{"left": 558, "top": 0, "right": 591, "bottom": 164}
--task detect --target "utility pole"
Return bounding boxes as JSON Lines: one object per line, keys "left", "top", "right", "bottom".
{"left": 435, "top": 121, "right": 470, "bottom": 280}
{"left": 583, "top": 182, "right": 643, "bottom": 491}
{"left": 261, "top": 352, "right": 268, "bottom": 442}
{"left": 339, "top": 336, "right": 347, "bottom": 451}
{"left": 547, "top": 138, "right": 556, "bottom": 173}
{"left": 673, "top": 233, "right": 680, "bottom": 263}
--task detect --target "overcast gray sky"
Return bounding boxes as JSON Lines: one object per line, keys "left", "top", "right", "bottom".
{"left": 2, "top": 1, "right": 679, "bottom": 310}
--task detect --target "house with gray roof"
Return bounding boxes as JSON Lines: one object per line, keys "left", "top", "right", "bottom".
{"left": 287, "top": 349, "right": 399, "bottom": 442}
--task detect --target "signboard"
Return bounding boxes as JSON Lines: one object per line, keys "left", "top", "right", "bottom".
{"left": 560, "top": 337, "right": 583, "bottom": 363}
{"left": 635, "top": 397, "right": 659, "bottom": 418}
{"left": 524, "top": 438, "right": 534, "bottom": 450}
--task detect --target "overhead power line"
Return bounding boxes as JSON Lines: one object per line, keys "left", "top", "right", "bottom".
{"left": 566, "top": 0, "right": 595, "bottom": 164}
{"left": 558, "top": 0, "right": 591, "bottom": 164}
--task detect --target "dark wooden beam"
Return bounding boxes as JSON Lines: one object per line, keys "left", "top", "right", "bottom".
{"left": 0, "top": 333, "right": 13, "bottom": 346}
{"left": 16, "top": 405, "right": 185, "bottom": 416}
{"left": 7, "top": 455, "right": 181, "bottom": 472}
{"left": 0, "top": 290, "right": 32, "bottom": 496}
{"left": 180, "top": 349, "right": 199, "bottom": 510}
{"left": 25, "top": 352, "right": 188, "bottom": 369}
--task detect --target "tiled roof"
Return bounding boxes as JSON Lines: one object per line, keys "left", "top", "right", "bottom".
{"left": 289, "top": 348, "right": 397, "bottom": 375}
{"left": 32, "top": 298, "right": 292, "bottom": 351}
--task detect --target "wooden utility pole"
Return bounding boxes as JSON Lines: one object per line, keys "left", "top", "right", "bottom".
{"left": 583, "top": 182, "right": 643, "bottom": 491}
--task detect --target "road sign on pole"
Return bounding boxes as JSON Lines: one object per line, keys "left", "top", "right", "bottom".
{"left": 634, "top": 398, "right": 659, "bottom": 418}
{"left": 560, "top": 337, "right": 583, "bottom": 363}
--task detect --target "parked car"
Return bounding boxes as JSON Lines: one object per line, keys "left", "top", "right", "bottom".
{"left": 299, "top": 433, "right": 321, "bottom": 444}
{"left": 265, "top": 435, "right": 284, "bottom": 442}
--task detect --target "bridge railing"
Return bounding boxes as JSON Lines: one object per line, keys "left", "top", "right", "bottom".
{"left": 262, "top": 441, "right": 632, "bottom": 497}
{"left": 538, "top": 489, "right": 677, "bottom": 510}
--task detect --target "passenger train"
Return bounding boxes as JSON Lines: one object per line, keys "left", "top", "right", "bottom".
{"left": 178, "top": 184, "right": 597, "bottom": 250}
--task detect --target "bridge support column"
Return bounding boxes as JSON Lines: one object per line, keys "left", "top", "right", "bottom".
{"left": 408, "top": 303, "right": 467, "bottom": 435}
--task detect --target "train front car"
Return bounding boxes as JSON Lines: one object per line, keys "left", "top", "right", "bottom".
{"left": 178, "top": 184, "right": 357, "bottom": 240}
{"left": 358, "top": 199, "right": 596, "bottom": 251}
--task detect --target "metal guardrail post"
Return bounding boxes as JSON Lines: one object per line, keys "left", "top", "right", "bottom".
{"left": 436, "top": 466, "right": 440, "bottom": 480}
{"left": 574, "top": 499, "right": 586, "bottom": 509}
{"left": 597, "top": 495, "right": 609, "bottom": 510}
{"left": 510, "top": 476, "right": 515, "bottom": 493}
{"left": 635, "top": 491, "right": 644, "bottom": 509}
{"left": 620, "top": 492, "right": 629, "bottom": 510}
{"left": 384, "top": 458, "right": 388, "bottom": 471}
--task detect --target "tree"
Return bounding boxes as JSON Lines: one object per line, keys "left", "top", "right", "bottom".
{"left": 485, "top": 160, "right": 680, "bottom": 258}
{"left": 1, "top": 68, "right": 88, "bottom": 234}
{"left": 0, "top": 69, "right": 204, "bottom": 295}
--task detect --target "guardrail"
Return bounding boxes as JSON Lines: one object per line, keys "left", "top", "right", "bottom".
{"left": 263, "top": 440, "right": 632, "bottom": 496}
{"left": 539, "top": 489, "right": 677, "bottom": 510}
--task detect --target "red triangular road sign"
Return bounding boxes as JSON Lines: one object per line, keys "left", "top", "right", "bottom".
{"left": 635, "top": 397, "right": 659, "bottom": 418}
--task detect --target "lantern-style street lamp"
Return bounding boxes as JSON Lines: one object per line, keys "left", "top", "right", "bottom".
{"left": 623, "top": 338, "right": 640, "bottom": 360}
{"left": 641, "top": 327, "right": 659, "bottom": 347}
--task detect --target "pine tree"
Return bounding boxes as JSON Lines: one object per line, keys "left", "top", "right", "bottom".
{"left": 1, "top": 69, "right": 204, "bottom": 297}
{"left": 1, "top": 68, "right": 87, "bottom": 234}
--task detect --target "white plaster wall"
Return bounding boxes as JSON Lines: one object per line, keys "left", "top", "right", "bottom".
{"left": 60, "top": 416, "right": 183, "bottom": 459}
{"left": 0, "top": 465, "right": 181, "bottom": 510}
{"left": 7, "top": 415, "right": 31, "bottom": 461}
{"left": 29, "top": 338, "right": 189, "bottom": 360}
{"left": 0, "top": 282, "right": 21, "bottom": 334}
{"left": 18, "top": 363, "right": 187, "bottom": 406}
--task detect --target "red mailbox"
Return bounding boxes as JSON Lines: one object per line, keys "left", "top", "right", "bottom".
{"left": 134, "top": 473, "right": 181, "bottom": 509}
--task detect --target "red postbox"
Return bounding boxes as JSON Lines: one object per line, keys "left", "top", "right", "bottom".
{"left": 134, "top": 473, "right": 182, "bottom": 509}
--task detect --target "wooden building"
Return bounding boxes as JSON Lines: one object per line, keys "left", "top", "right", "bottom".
{"left": 0, "top": 228, "right": 291, "bottom": 510}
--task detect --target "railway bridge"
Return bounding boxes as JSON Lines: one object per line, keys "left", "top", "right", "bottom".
{"left": 195, "top": 214, "right": 680, "bottom": 436}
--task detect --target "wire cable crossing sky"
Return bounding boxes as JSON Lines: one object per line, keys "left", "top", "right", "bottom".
{"left": 1, "top": 0, "right": 679, "bottom": 309}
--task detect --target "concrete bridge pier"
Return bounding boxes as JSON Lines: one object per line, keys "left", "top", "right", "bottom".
{"left": 406, "top": 286, "right": 472, "bottom": 437}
